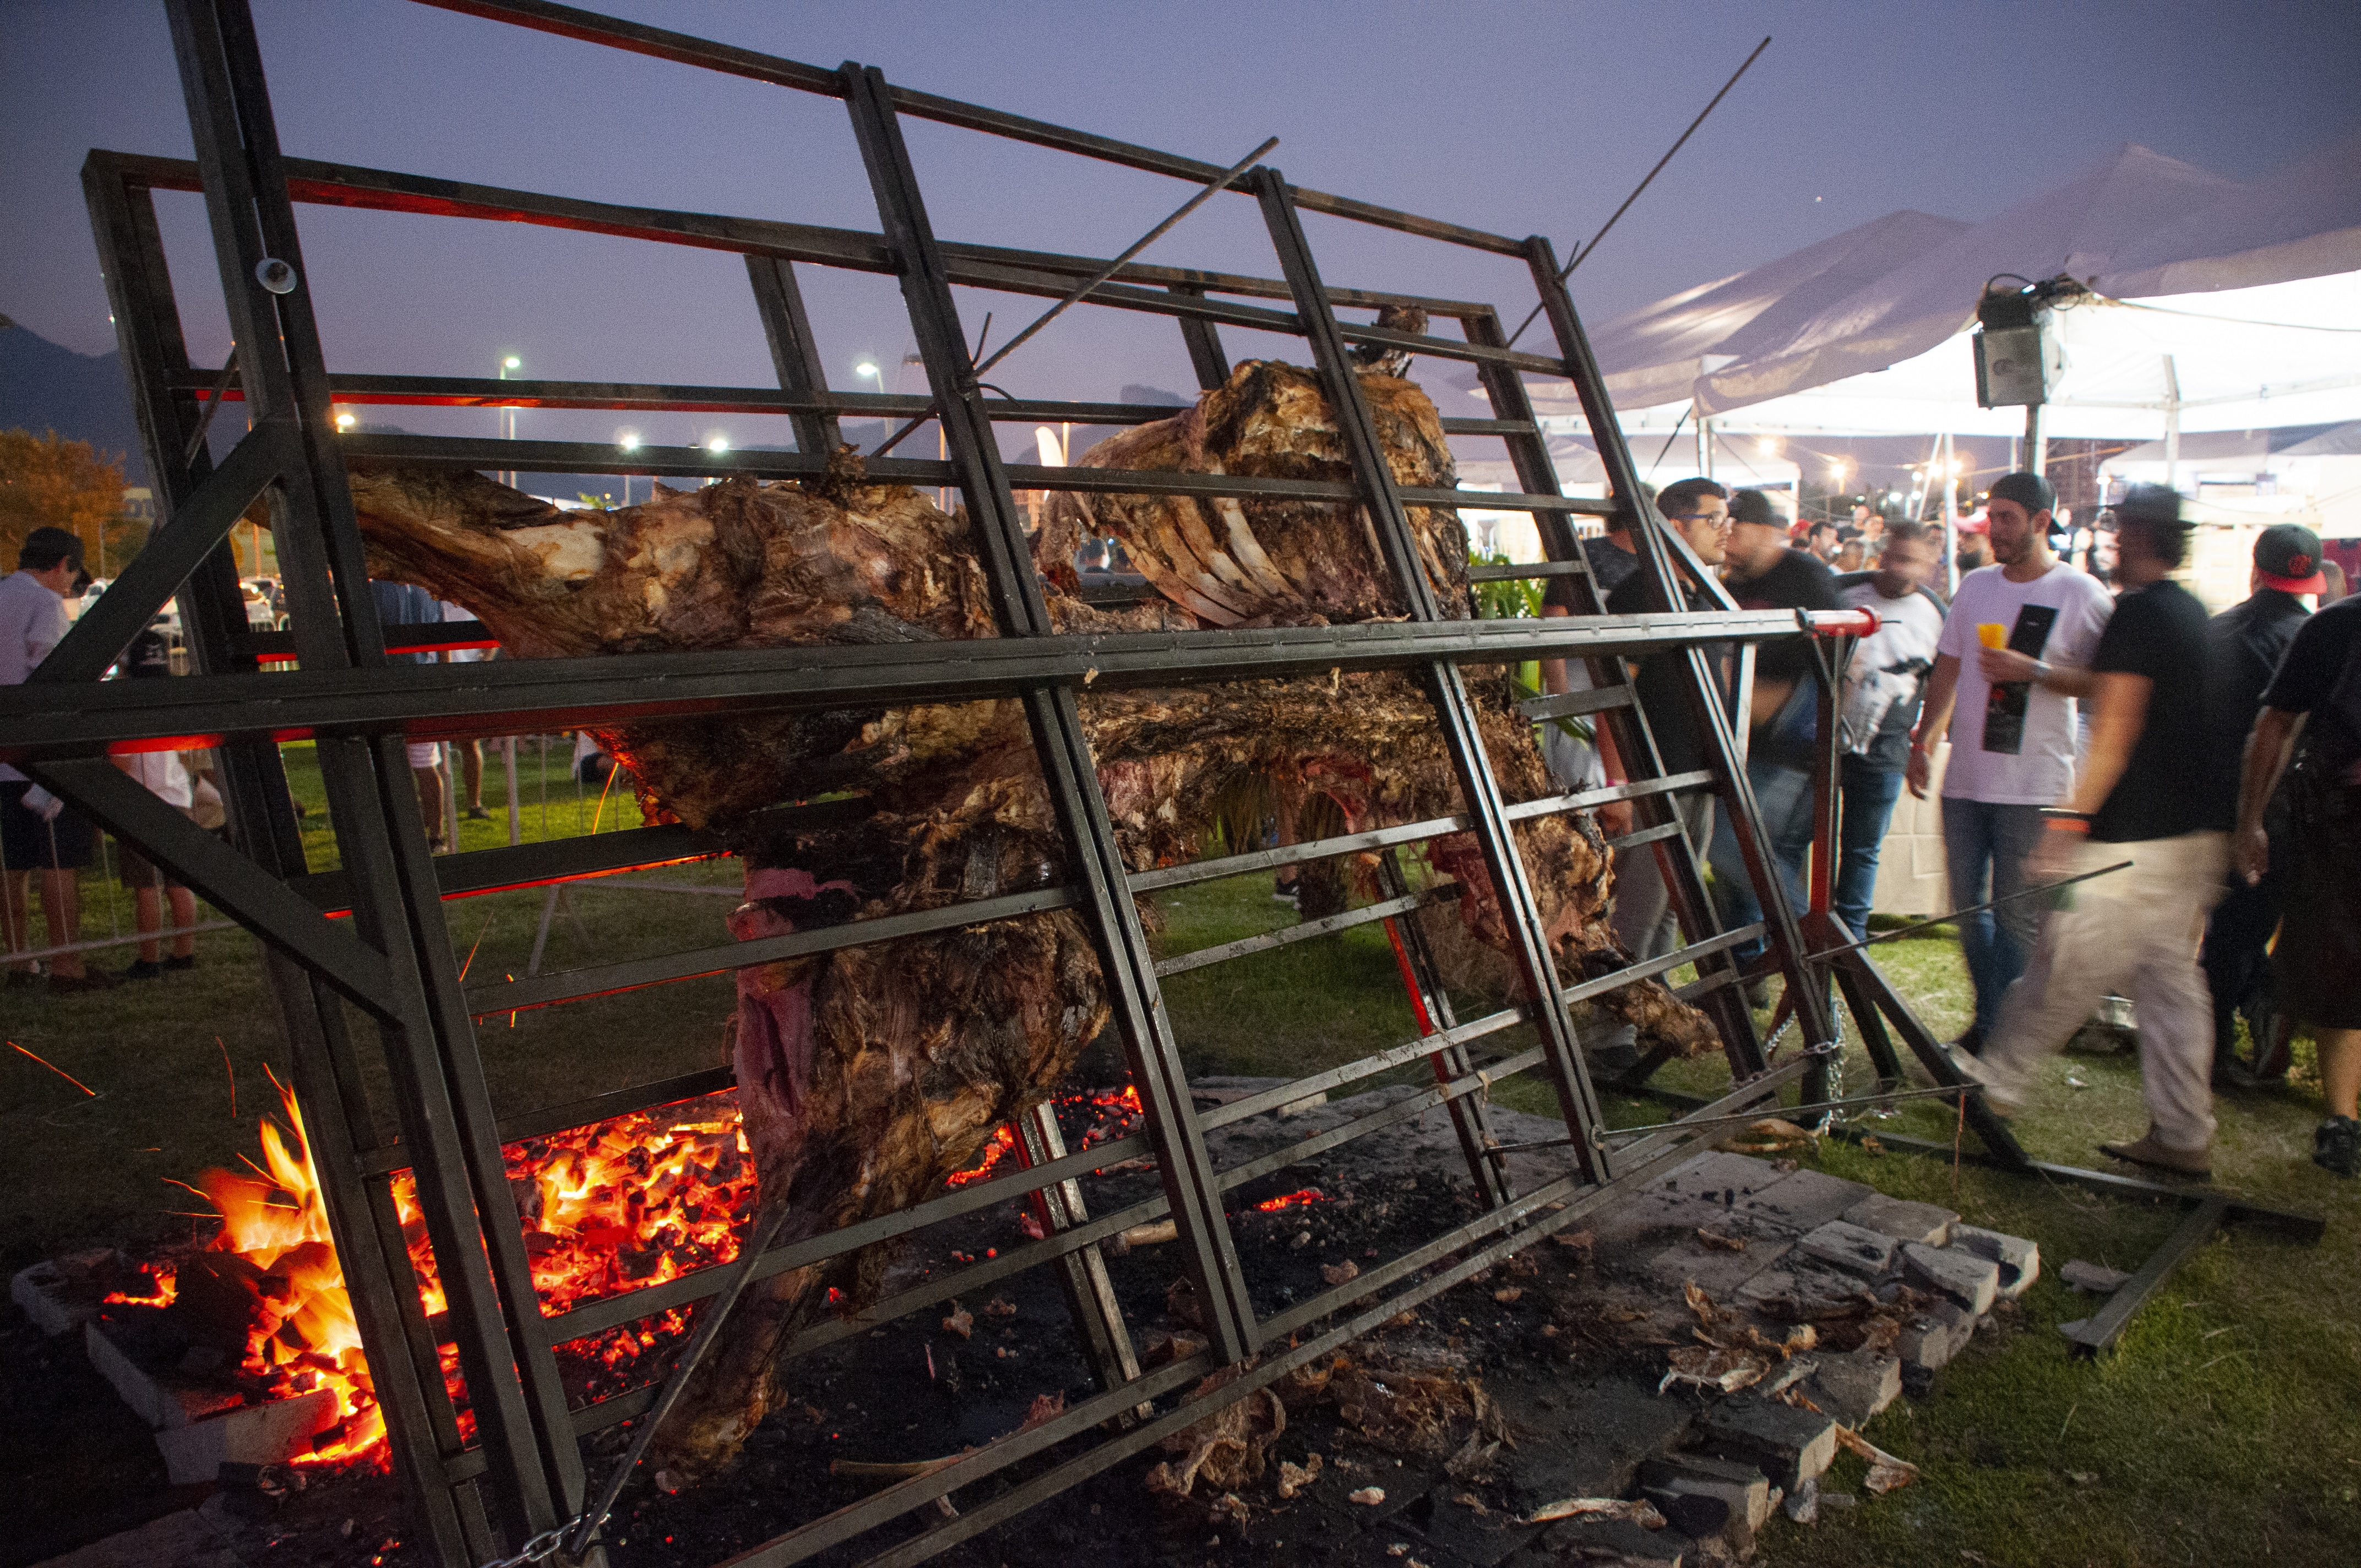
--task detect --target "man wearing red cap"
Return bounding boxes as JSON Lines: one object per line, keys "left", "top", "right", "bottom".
{"left": 2198, "top": 525, "right": 2327, "bottom": 1084}
{"left": 2233, "top": 533, "right": 2361, "bottom": 1177}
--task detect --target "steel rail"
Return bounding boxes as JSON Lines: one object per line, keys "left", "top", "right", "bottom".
{"left": 1151, "top": 883, "right": 1456, "bottom": 977}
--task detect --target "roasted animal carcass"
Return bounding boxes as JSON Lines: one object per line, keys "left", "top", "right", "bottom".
{"left": 346, "top": 359, "right": 1715, "bottom": 1477}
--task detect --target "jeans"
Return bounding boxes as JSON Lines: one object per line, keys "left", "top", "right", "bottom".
{"left": 1833, "top": 757, "right": 1907, "bottom": 941}
{"left": 1940, "top": 797, "right": 2048, "bottom": 1036}
{"left": 1594, "top": 791, "right": 1718, "bottom": 1060}
{"left": 1707, "top": 759, "right": 1815, "bottom": 966}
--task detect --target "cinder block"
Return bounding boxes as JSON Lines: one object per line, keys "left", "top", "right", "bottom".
{"left": 1805, "top": 1352, "right": 1903, "bottom": 1427}
{"left": 1644, "top": 1233, "right": 1793, "bottom": 1296}
{"left": 1896, "top": 1299, "right": 1977, "bottom": 1374}
{"left": 1732, "top": 1167, "right": 1871, "bottom": 1235}
{"left": 1734, "top": 1260, "right": 1875, "bottom": 1320}
{"left": 1902, "top": 1242, "right": 1999, "bottom": 1315}
{"left": 1795, "top": 1219, "right": 1901, "bottom": 1278}
{"left": 1950, "top": 1224, "right": 2041, "bottom": 1298}
{"left": 1700, "top": 1398, "right": 1840, "bottom": 1491}
{"left": 1840, "top": 1193, "right": 1957, "bottom": 1248}
{"left": 1640, "top": 1452, "right": 1771, "bottom": 1533}
{"left": 152, "top": 1388, "right": 339, "bottom": 1485}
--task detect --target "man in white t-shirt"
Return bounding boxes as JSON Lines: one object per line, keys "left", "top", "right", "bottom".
{"left": 1905, "top": 473, "right": 2113, "bottom": 1053}
{"left": 1832, "top": 520, "right": 1947, "bottom": 939}
{"left": 2, "top": 528, "right": 111, "bottom": 992}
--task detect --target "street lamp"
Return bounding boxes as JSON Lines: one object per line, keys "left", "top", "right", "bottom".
{"left": 334, "top": 411, "right": 355, "bottom": 431}
{"left": 617, "top": 429, "right": 640, "bottom": 507}
{"left": 497, "top": 355, "right": 522, "bottom": 486}
{"left": 708, "top": 435, "right": 730, "bottom": 454}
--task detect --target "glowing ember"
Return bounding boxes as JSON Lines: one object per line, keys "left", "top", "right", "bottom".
{"left": 1253, "top": 1187, "right": 1327, "bottom": 1213}
{"left": 112, "top": 1079, "right": 1151, "bottom": 1466}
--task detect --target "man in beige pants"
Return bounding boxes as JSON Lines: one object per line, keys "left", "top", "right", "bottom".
{"left": 1965, "top": 487, "right": 2229, "bottom": 1175}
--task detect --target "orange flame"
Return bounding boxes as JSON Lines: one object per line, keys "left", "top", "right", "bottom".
{"left": 1253, "top": 1187, "right": 1326, "bottom": 1212}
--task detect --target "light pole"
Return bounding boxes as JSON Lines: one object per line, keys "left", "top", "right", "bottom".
{"left": 498, "top": 355, "right": 521, "bottom": 486}
{"left": 617, "top": 430, "right": 639, "bottom": 507}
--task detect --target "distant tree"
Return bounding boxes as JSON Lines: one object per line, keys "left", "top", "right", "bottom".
{"left": 0, "top": 428, "right": 143, "bottom": 576}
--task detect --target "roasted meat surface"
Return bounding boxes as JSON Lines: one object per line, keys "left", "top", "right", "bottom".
{"left": 346, "top": 359, "right": 1716, "bottom": 1477}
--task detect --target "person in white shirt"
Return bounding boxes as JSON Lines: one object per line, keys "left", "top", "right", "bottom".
{"left": 1905, "top": 473, "right": 2113, "bottom": 1054}
{"left": 1831, "top": 521, "right": 1947, "bottom": 939}
{"left": 1, "top": 527, "right": 111, "bottom": 992}
{"left": 111, "top": 628, "right": 202, "bottom": 978}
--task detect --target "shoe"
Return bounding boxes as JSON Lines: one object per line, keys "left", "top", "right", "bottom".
{"left": 2099, "top": 1129, "right": 2212, "bottom": 1179}
{"left": 1587, "top": 1042, "right": 1641, "bottom": 1081}
{"left": 120, "top": 959, "right": 164, "bottom": 981}
{"left": 465, "top": 805, "right": 492, "bottom": 820}
{"left": 3, "top": 969, "right": 40, "bottom": 990}
{"left": 1946, "top": 1046, "right": 2021, "bottom": 1118}
{"left": 2314, "top": 1117, "right": 2360, "bottom": 1178}
{"left": 48, "top": 969, "right": 121, "bottom": 994}
{"left": 163, "top": 955, "right": 196, "bottom": 972}
{"left": 1743, "top": 977, "right": 1772, "bottom": 1011}
{"left": 1948, "top": 1023, "right": 1987, "bottom": 1058}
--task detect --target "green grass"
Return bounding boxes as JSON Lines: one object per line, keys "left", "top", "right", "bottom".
{"left": 4, "top": 797, "right": 2357, "bottom": 1565}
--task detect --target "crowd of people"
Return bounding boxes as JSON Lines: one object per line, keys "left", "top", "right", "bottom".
{"left": 1537, "top": 474, "right": 2361, "bottom": 1180}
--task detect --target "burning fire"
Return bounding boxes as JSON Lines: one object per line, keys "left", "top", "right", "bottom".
{"left": 1253, "top": 1187, "right": 1326, "bottom": 1213}
{"left": 107, "top": 1079, "right": 1150, "bottom": 1467}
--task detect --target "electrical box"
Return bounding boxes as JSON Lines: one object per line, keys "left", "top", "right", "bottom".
{"left": 1972, "top": 285, "right": 2063, "bottom": 408}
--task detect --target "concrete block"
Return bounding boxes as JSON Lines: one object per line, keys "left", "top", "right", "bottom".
{"left": 1794, "top": 1219, "right": 1901, "bottom": 1278}
{"left": 1731, "top": 1167, "right": 1871, "bottom": 1236}
{"left": 1503, "top": 1375, "right": 1698, "bottom": 1502}
{"left": 27, "top": 1508, "right": 240, "bottom": 1568}
{"left": 12, "top": 1250, "right": 115, "bottom": 1337}
{"left": 1840, "top": 1193, "right": 1957, "bottom": 1248}
{"left": 152, "top": 1388, "right": 339, "bottom": 1485}
{"left": 1902, "top": 1242, "right": 1999, "bottom": 1316}
{"left": 1896, "top": 1299, "right": 1977, "bottom": 1375}
{"left": 1700, "top": 1399, "right": 1840, "bottom": 1491}
{"left": 1540, "top": 1515, "right": 1689, "bottom": 1567}
{"left": 1951, "top": 1224, "right": 2040, "bottom": 1298}
{"left": 1640, "top": 1452, "right": 1771, "bottom": 1533}
{"left": 1734, "top": 1260, "right": 1876, "bottom": 1320}
{"left": 1804, "top": 1352, "right": 1903, "bottom": 1427}
{"left": 1648, "top": 1150, "right": 1782, "bottom": 1202}
{"left": 1644, "top": 1233, "right": 1793, "bottom": 1296}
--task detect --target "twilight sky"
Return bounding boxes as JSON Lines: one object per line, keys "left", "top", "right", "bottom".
{"left": 6, "top": 0, "right": 2359, "bottom": 469}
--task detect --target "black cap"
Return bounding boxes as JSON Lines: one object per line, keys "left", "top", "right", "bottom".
{"left": 1987, "top": 471, "right": 2056, "bottom": 516}
{"left": 2254, "top": 522, "right": 2327, "bottom": 594}
{"left": 2115, "top": 482, "right": 2183, "bottom": 526}
{"left": 1728, "top": 488, "right": 1780, "bottom": 529}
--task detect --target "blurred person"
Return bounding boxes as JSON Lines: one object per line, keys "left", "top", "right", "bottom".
{"left": 1964, "top": 487, "right": 2226, "bottom": 1177}
{"left": 370, "top": 578, "right": 449, "bottom": 850}
{"left": 1831, "top": 521, "right": 1947, "bottom": 939}
{"left": 1586, "top": 478, "right": 1733, "bottom": 1072}
{"left": 1536, "top": 483, "right": 1655, "bottom": 791}
{"left": 2, "top": 528, "right": 110, "bottom": 992}
{"left": 2232, "top": 552, "right": 2361, "bottom": 1175}
{"left": 1807, "top": 519, "right": 1842, "bottom": 563}
{"left": 2197, "top": 526, "right": 2324, "bottom": 1081}
{"left": 438, "top": 598, "right": 491, "bottom": 820}
{"left": 1907, "top": 473, "right": 2110, "bottom": 1054}
{"left": 1705, "top": 487, "right": 1838, "bottom": 974}
{"left": 1833, "top": 530, "right": 1868, "bottom": 574}
{"left": 1954, "top": 515, "right": 1993, "bottom": 574}
{"left": 2321, "top": 559, "right": 2348, "bottom": 605}
{"left": 111, "top": 625, "right": 200, "bottom": 978}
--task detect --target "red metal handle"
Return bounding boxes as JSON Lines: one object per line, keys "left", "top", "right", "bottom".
{"left": 1805, "top": 607, "right": 1878, "bottom": 638}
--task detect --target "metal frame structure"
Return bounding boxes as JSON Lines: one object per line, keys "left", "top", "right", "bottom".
{"left": 8, "top": 3, "right": 1905, "bottom": 1561}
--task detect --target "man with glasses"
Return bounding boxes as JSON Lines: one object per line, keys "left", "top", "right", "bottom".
{"left": 1584, "top": 478, "right": 1732, "bottom": 1074}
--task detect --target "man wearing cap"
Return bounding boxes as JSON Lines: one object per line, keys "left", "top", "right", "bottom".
{"left": 2, "top": 527, "right": 112, "bottom": 992}
{"left": 1963, "top": 486, "right": 2227, "bottom": 1176}
{"left": 2196, "top": 525, "right": 2326, "bottom": 1082}
{"left": 1906, "top": 473, "right": 2112, "bottom": 1054}
{"left": 2232, "top": 545, "right": 2361, "bottom": 1176}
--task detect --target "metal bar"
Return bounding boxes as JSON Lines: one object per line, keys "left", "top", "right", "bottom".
{"left": 743, "top": 255, "right": 844, "bottom": 457}
{"left": 2071, "top": 1197, "right": 2233, "bottom": 1357}
{"left": 1491, "top": 1082, "right": 1978, "bottom": 1155}
{"left": 1172, "top": 284, "right": 1231, "bottom": 388}
{"left": 1010, "top": 1103, "right": 1146, "bottom": 1415}
{"left": 1200, "top": 1006, "right": 1528, "bottom": 1131}
{"left": 1516, "top": 685, "right": 1636, "bottom": 723}
{"left": 1375, "top": 846, "right": 1513, "bottom": 1210}
{"left": 3, "top": 917, "right": 240, "bottom": 965}
{"left": 1468, "top": 560, "right": 1589, "bottom": 580}
{"left": 1824, "top": 941, "right": 2031, "bottom": 1166}
{"left": 1151, "top": 883, "right": 1452, "bottom": 977}
{"left": 1559, "top": 923, "right": 1764, "bottom": 1009}
{"left": 1, "top": 614, "right": 1836, "bottom": 761}
{"left": 1801, "top": 862, "right": 2135, "bottom": 963}
{"left": 1505, "top": 771, "right": 1716, "bottom": 821}
{"left": 464, "top": 884, "right": 1079, "bottom": 1016}
{"left": 412, "top": 0, "right": 845, "bottom": 92}
{"left": 356, "top": 1064, "right": 739, "bottom": 1179}
{"left": 1127, "top": 812, "right": 1466, "bottom": 893}
{"left": 842, "top": 63, "right": 1256, "bottom": 1366}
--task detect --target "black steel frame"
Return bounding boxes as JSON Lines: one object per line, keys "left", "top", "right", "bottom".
{"left": 11, "top": 2, "right": 1887, "bottom": 1561}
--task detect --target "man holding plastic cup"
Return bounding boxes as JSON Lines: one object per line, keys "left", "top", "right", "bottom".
{"left": 1905, "top": 473, "right": 2112, "bottom": 1054}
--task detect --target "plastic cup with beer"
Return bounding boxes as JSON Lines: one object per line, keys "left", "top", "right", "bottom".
{"left": 1976, "top": 623, "right": 2008, "bottom": 651}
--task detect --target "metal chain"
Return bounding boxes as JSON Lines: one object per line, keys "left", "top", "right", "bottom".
{"left": 478, "top": 1518, "right": 589, "bottom": 1568}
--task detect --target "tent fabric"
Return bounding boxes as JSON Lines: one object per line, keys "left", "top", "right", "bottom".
{"left": 1582, "top": 210, "right": 1971, "bottom": 410}
{"left": 2093, "top": 130, "right": 2361, "bottom": 299}
{"left": 1690, "top": 144, "right": 2237, "bottom": 416}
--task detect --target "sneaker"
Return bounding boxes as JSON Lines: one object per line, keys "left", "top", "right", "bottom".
{"left": 119, "top": 959, "right": 164, "bottom": 981}
{"left": 162, "top": 955, "right": 197, "bottom": 972}
{"left": 48, "top": 969, "right": 121, "bottom": 994}
{"left": 2313, "top": 1117, "right": 2360, "bottom": 1178}
{"left": 1948, "top": 1022, "right": 1987, "bottom": 1058}
{"left": 1946, "top": 1046, "right": 2022, "bottom": 1118}
{"left": 2099, "top": 1128, "right": 2212, "bottom": 1180}
{"left": 465, "top": 805, "right": 492, "bottom": 820}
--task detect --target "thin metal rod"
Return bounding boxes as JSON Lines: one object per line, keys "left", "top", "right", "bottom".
{"left": 181, "top": 342, "right": 238, "bottom": 463}
{"left": 1801, "top": 861, "right": 2133, "bottom": 963}
{"left": 869, "top": 135, "right": 1276, "bottom": 457}
{"left": 4, "top": 917, "right": 240, "bottom": 965}
{"left": 562, "top": 1196, "right": 803, "bottom": 1560}
{"left": 1489, "top": 1082, "right": 1976, "bottom": 1156}
{"left": 1504, "top": 35, "right": 1771, "bottom": 348}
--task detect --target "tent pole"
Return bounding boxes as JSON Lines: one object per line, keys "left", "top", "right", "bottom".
{"left": 2163, "top": 355, "right": 2182, "bottom": 495}
{"left": 2025, "top": 403, "right": 2047, "bottom": 483}
{"left": 1940, "top": 433, "right": 1960, "bottom": 597}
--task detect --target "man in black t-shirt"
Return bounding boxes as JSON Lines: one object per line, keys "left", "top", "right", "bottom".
{"left": 2233, "top": 583, "right": 2361, "bottom": 1175}
{"left": 1704, "top": 488, "right": 1839, "bottom": 967}
{"left": 1965, "top": 486, "right": 2228, "bottom": 1178}
{"left": 2196, "top": 525, "right": 2322, "bottom": 1081}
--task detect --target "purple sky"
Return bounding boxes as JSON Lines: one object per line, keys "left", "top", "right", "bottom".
{"left": 6, "top": 0, "right": 2358, "bottom": 474}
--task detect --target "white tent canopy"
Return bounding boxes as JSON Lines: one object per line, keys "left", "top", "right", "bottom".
{"left": 1484, "top": 136, "right": 2361, "bottom": 442}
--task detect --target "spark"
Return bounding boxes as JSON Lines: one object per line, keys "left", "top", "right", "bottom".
{"left": 10, "top": 1040, "right": 97, "bottom": 1097}
{"left": 217, "top": 1036, "right": 238, "bottom": 1119}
